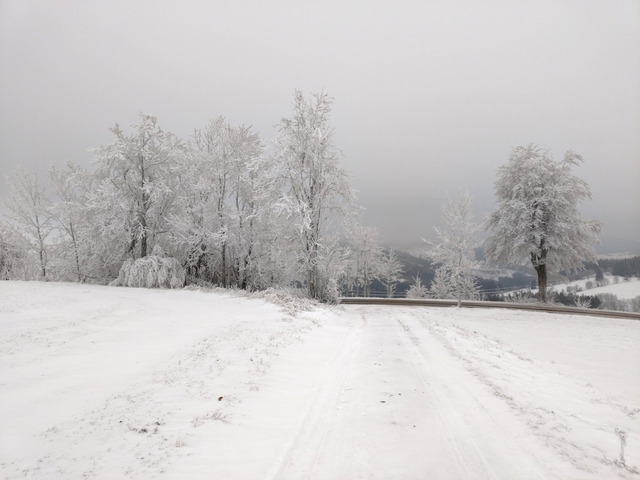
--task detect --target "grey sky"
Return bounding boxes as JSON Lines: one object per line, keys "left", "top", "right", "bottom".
{"left": 1, "top": 0, "right": 639, "bottom": 253}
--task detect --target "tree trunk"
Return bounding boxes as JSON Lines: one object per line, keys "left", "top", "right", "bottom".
{"left": 39, "top": 248, "right": 46, "bottom": 279}
{"left": 70, "top": 223, "right": 82, "bottom": 282}
{"left": 535, "top": 264, "right": 547, "bottom": 302}
{"left": 221, "top": 242, "right": 227, "bottom": 288}
{"left": 36, "top": 223, "right": 46, "bottom": 279}
{"left": 307, "top": 236, "right": 318, "bottom": 299}
{"left": 140, "top": 223, "right": 147, "bottom": 258}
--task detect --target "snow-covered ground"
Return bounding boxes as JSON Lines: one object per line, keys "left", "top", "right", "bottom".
{"left": 1, "top": 282, "right": 639, "bottom": 479}
{"left": 552, "top": 276, "right": 640, "bottom": 300}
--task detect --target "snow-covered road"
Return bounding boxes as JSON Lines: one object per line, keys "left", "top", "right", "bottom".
{"left": 269, "top": 308, "right": 559, "bottom": 479}
{"left": 1, "top": 282, "right": 639, "bottom": 479}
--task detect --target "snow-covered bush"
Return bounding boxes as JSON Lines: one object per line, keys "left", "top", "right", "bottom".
{"left": 573, "top": 297, "right": 592, "bottom": 309}
{"left": 597, "top": 293, "right": 640, "bottom": 313}
{"left": 115, "top": 245, "right": 185, "bottom": 289}
{"left": 406, "top": 276, "right": 429, "bottom": 299}
{"left": 503, "top": 290, "right": 539, "bottom": 303}
{"left": 255, "top": 287, "right": 315, "bottom": 315}
{"left": 318, "top": 278, "right": 341, "bottom": 305}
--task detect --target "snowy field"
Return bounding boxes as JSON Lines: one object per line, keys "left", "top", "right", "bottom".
{"left": 552, "top": 276, "right": 640, "bottom": 300}
{"left": 1, "top": 282, "right": 639, "bottom": 479}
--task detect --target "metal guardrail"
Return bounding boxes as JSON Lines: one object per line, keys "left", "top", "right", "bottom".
{"left": 338, "top": 297, "right": 640, "bottom": 320}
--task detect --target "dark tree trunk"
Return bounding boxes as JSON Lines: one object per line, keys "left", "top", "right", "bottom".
{"left": 39, "top": 249, "right": 46, "bottom": 279}
{"left": 140, "top": 235, "right": 147, "bottom": 258}
{"left": 535, "top": 263, "right": 547, "bottom": 302}
{"left": 531, "top": 240, "right": 548, "bottom": 303}
{"left": 221, "top": 242, "right": 227, "bottom": 288}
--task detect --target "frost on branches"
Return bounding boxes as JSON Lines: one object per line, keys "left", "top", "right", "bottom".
{"left": 91, "top": 114, "right": 182, "bottom": 262}
{"left": 115, "top": 245, "right": 185, "bottom": 288}
{"left": 344, "top": 224, "right": 384, "bottom": 297}
{"left": 168, "top": 116, "right": 273, "bottom": 290}
{"left": 274, "top": 90, "right": 355, "bottom": 301}
{"left": 484, "top": 144, "right": 601, "bottom": 303}
{"left": 405, "top": 276, "right": 429, "bottom": 299}
{"left": 0, "top": 91, "right": 360, "bottom": 302}
{"left": 426, "top": 191, "right": 480, "bottom": 306}
{"left": 343, "top": 224, "right": 403, "bottom": 298}
{"left": 1, "top": 169, "right": 52, "bottom": 279}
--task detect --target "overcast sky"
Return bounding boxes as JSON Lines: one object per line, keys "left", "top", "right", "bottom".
{"left": 1, "top": 0, "right": 639, "bottom": 253}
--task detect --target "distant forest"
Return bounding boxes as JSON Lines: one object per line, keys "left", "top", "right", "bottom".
{"left": 595, "top": 256, "right": 640, "bottom": 278}
{"left": 386, "top": 254, "right": 640, "bottom": 300}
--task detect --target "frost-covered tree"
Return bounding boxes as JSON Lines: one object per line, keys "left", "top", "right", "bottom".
{"left": 346, "top": 224, "right": 385, "bottom": 297}
{"left": 406, "top": 275, "right": 429, "bottom": 299}
{"left": 429, "top": 266, "right": 455, "bottom": 300}
{"left": 485, "top": 144, "right": 601, "bottom": 302}
{"left": 2, "top": 168, "right": 53, "bottom": 279}
{"left": 169, "top": 117, "right": 277, "bottom": 289}
{"left": 275, "top": 90, "right": 355, "bottom": 300}
{"left": 379, "top": 249, "right": 404, "bottom": 298}
{"left": 48, "top": 162, "right": 93, "bottom": 281}
{"left": 427, "top": 191, "right": 480, "bottom": 306}
{"left": 91, "top": 114, "right": 182, "bottom": 263}
{"left": 0, "top": 220, "right": 27, "bottom": 279}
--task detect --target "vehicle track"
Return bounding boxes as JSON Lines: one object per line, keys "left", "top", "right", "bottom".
{"left": 395, "top": 313, "right": 557, "bottom": 479}
{"left": 265, "top": 315, "right": 365, "bottom": 479}
{"left": 267, "top": 307, "right": 561, "bottom": 479}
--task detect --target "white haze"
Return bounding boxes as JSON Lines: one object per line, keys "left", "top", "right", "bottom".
{"left": 1, "top": 0, "right": 638, "bottom": 253}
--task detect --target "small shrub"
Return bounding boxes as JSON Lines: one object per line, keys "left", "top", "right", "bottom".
{"left": 406, "top": 276, "right": 429, "bottom": 299}
{"left": 116, "top": 245, "right": 185, "bottom": 289}
{"left": 574, "top": 297, "right": 592, "bottom": 309}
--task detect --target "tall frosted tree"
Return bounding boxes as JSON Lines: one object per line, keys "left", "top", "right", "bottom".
{"left": 2, "top": 168, "right": 53, "bottom": 279}
{"left": 379, "top": 249, "right": 404, "bottom": 298}
{"left": 484, "top": 144, "right": 601, "bottom": 302}
{"left": 49, "top": 162, "right": 92, "bottom": 282}
{"left": 170, "top": 116, "right": 270, "bottom": 288}
{"left": 91, "top": 114, "right": 182, "bottom": 263}
{"left": 427, "top": 191, "right": 480, "bottom": 306}
{"left": 275, "top": 90, "right": 355, "bottom": 300}
{"left": 346, "top": 224, "right": 385, "bottom": 297}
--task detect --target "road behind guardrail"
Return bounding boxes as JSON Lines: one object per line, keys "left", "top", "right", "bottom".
{"left": 339, "top": 297, "right": 640, "bottom": 320}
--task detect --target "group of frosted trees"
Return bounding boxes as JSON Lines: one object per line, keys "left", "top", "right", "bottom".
{"left": 1, "top": 91, "right": 409, "bottom": 302}
{"left": 407, "top": 144, "right": 600, "bottom": 304}
{"left": 1, "top": 86, "right": 600, "bottom": 303}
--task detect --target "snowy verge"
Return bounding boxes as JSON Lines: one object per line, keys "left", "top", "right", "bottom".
{"left": 0, "top": 281, "right": 338, "bottom": 478}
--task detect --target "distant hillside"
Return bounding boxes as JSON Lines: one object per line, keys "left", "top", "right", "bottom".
{"left": 597, "top": 256, "right": 640, "bottom": 278}
{"left": 388, "top": 250, "right": 640, "bottom": 300}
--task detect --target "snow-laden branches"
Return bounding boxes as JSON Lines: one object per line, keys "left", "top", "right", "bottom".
{"left": 1, "top": 92, "right": 360, "bottom": 300}
{"left": 426, "top": 191, "right": 480, "bottom": 306}
{"left": 274, "top": 90, "right": 356, "bottom": 300}
{"left": 484, "top": 144, "right": 601, "bottom": 302}
{"left": 2, "top": 168, "right": 53, "bottom": 279}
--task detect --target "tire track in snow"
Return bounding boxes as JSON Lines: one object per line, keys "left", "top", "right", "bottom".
{"left": 396, "top": 317, "right": 498, "bottom": 479}
{"left": 411, "top": 310, "right": 640, "bottom": 479}
{"left": 396, "top": 314, "right": 556, "bottom": 479}
{"left": 265, "top": 315, "right": 365, "bottom": 480}
{"left": 270, "top": 307, "right": 556, "bottom": 479}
